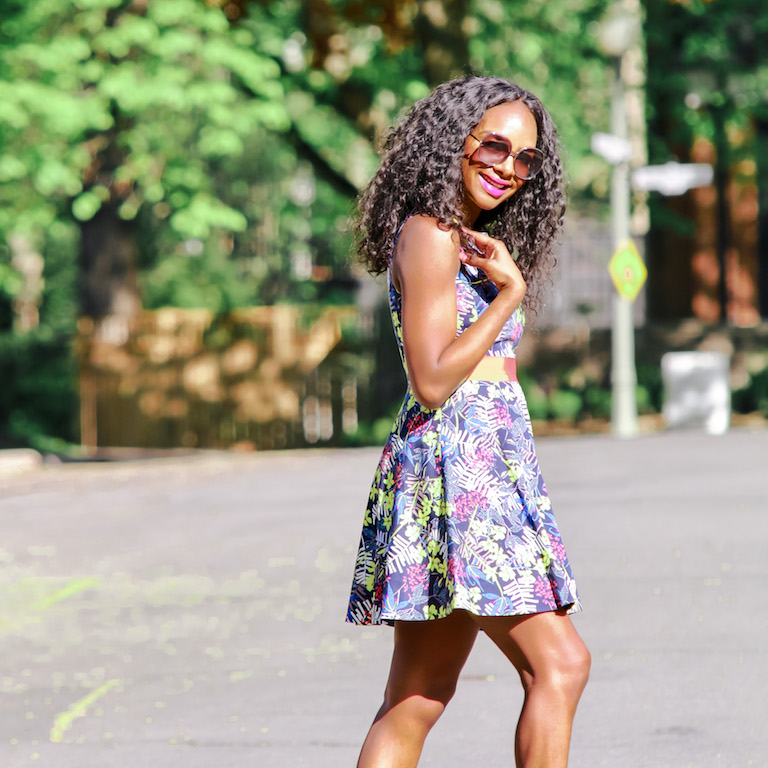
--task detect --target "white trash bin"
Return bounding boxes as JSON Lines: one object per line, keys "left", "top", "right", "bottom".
{"left": 661, "top": 351, "right": 730, "bottom": 435}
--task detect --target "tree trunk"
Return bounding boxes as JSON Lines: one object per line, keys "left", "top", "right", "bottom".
{"left": 80, "top": 204, "right": 141, "bottom": 344}
{"left": 756, "top": 115, "right": 768, "bottom": 319}
{"left": 415, "top": 0, "right": 470, "bottom": 86}
{"left": 711, "top": 103, "right": 730, "bottom": 323}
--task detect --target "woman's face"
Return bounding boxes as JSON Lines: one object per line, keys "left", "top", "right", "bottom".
{"left": 461, "top": 100, "right": 539, "bottom": 224}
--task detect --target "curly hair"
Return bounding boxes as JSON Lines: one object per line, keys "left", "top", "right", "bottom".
{"left": 355, "top": 76, "right": 567, "bottom": 310}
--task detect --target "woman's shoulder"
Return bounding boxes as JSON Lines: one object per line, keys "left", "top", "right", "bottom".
{"left": 396, "top": 215, "right": 459, "bottom": 261}
{"left": 399, "top": 213, "right": 452, "bottom": 239}
{"left": 392, "top": 215, "right": 460, "bottom": 292}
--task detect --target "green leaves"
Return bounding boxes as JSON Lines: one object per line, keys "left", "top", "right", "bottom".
{"left": 92, "top": 15, "right": 159, "bottom": 57}
{"left": 146, "top": 0, "right": 227, "bottom": 31}
{"left": 72, "top": 191, "right": 103, "bottom": 222}
{"left": 170, "top": 195, "right": 248, "bottom": 239}
{"left": 34, "top": 160, "right": 83, "bottom": 198}
{"left": 197, "top": 128, "right": 244, "bottom": 159}
{"left": 203, "top": 39, "right": 283, "bottom": 100}
{"left": 289, "top": 93, "right": 378, "bottom": 190}
{"left": 0, "top": 261, "right": 23, "bottom": 298}
{"left": 0, "top": 155, "right": 27, "bottom": 183}
{"left": 0, "top": 0, "right": 289, "bottom": 236}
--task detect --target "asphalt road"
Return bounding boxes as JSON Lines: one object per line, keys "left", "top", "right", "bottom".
{"left": 1, "top": 427, "right": 767, "bottom": 768}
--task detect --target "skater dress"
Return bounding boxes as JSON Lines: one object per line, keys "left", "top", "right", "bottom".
{"left": 346, "top": 240, "right": 581, "bottom": 626}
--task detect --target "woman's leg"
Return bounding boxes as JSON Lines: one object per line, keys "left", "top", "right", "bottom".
{"left": 474, "top": 610, "right": 590, "bottom": 768}
{"left": 357, "top": 610, "right": 479, "bottom": 768}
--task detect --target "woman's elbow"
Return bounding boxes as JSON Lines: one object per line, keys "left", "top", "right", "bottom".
{"left": 410, "top": 380, "right": 450, "bottom": 410}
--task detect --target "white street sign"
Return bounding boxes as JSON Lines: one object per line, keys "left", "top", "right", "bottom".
{"left": 591, "top": 132, "right": 632, "bottom": 165}
{"left": 631, "top": 162, "right": 714, "bottom": 196}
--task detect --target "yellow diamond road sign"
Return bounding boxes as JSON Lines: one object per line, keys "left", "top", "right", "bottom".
{"left": 608, "top": 240, "right": 647, "bottom": 302}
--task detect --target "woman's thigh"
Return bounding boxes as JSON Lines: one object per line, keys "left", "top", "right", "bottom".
{"left": 385, "top": 610, "right": 480, "bottom": 705}
{"left": 472, "top": 610, "right": 590, "bottom": 686}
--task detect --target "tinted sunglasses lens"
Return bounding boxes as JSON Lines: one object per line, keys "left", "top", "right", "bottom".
{"left": 515, "top": 149, "right": 543, "bottom": 180}
{"left": 475, "top": 139, "right": 510, "bottom": 165}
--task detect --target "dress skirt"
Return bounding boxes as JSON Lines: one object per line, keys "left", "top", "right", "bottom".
{"left": 346, "top": 376, "right": 581, "bottom": 626}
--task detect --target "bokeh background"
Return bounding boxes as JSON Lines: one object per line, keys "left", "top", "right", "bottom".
{"left": 1, "top": 0, "right": 767, "bottom": 455}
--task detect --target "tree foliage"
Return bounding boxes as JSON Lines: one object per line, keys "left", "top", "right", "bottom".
{"left": 0, "top": 0, "right": 286, "bottom": 238}
{"left": 0, "top": 0, "right": 298, "bottom": 324}
{"left": 646, "top": 0, "right": 768, "bottom": 158}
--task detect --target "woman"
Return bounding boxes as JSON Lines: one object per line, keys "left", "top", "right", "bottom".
{"left": 347, "top": 76, "right": 590, "bottom": 768}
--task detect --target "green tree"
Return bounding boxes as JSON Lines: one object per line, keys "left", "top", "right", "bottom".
{"left": 0, "top": 0, "right": 287, "bottom": 337}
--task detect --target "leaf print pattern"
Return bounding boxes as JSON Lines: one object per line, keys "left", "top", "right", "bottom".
{"left": 346, "top": 258, "right": 581, "bottom": 626}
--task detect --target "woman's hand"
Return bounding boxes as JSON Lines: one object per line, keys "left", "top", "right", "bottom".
{"left": 459, "top": 227, "right": 526, "bottom": 305}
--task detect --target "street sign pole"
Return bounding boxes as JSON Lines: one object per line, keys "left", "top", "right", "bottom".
{"left": 608, "top": 60, "right": 639, "bottom": 439}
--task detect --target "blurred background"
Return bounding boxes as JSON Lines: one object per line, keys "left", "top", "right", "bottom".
{"left": 1, "top": 0, "right": 767, "bottom": 455}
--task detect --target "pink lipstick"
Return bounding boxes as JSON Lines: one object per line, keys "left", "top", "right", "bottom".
{"left": 479, "top": 174, "right": 510, "bottom": 199}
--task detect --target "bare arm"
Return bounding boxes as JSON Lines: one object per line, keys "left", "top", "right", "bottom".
{"left": 391, "top": 216, "right": 526, "bottom": 409}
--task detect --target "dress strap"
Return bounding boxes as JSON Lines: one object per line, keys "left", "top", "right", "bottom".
{"left": 393, "top": 213, "right": 418, "bottom": 251}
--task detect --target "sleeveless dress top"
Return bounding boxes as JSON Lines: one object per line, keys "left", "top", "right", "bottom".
{"left": 346, "top": 247, "right": 581, "bottom": 626}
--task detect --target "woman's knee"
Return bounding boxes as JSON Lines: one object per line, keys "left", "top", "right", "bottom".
{"left": 522, "top": 639, "right": 590, "bottom": 701}
{"left": 385, "top": 673, "right": 459, "bottom": 713}
{"left": 550, "top": 640, "right": 591, "bottom": 698}
{"left": 379, "top": 687, "right": 453, "bottom": 734}
{"left": 568, "top": 640, "right": 591, "bottom": 689}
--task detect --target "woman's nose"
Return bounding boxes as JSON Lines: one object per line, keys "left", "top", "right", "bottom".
{"left": 494, "top": 153, "right": 517, "bottom": 179}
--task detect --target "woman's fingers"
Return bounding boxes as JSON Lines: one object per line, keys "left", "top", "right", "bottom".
{"left": 458, "top": 227, "right": 525, "bottom": 297}
{"left": 460, "top": 227, "right": 511, "bottom": 260}
{"left": 461, "top": 226, "right": 497, "bottom": 247}
{"left": 458, "top": 246, "right": 489, "bottom": 265}
{"left": 461, "top": 226, "right": 490, "bottom": 242}
{"left": 458, "top": 227, "right": 509, "bottom": 267}
{"left": 458, "top": 230, "right": 486, "bottom": 259}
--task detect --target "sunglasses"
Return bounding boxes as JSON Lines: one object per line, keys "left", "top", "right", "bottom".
{"left": 465, "top": 133, "right": 544, "bottom": 181}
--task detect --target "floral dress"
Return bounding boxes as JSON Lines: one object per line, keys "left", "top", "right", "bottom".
{"left": 346, "top": 253, "right": 581, "bottom": 626}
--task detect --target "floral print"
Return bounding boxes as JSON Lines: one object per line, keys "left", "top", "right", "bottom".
{"left": 346, "top": 261, "right": 581, "bottom": 626}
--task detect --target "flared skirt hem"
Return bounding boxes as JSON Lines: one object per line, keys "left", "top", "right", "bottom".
{"left": 346, "top": 597, "right": 582, "bottom": 627}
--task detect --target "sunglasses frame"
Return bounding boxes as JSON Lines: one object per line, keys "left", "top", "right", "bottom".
{"left": 466, "top": 133, "right": 544, "bottom": 181}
